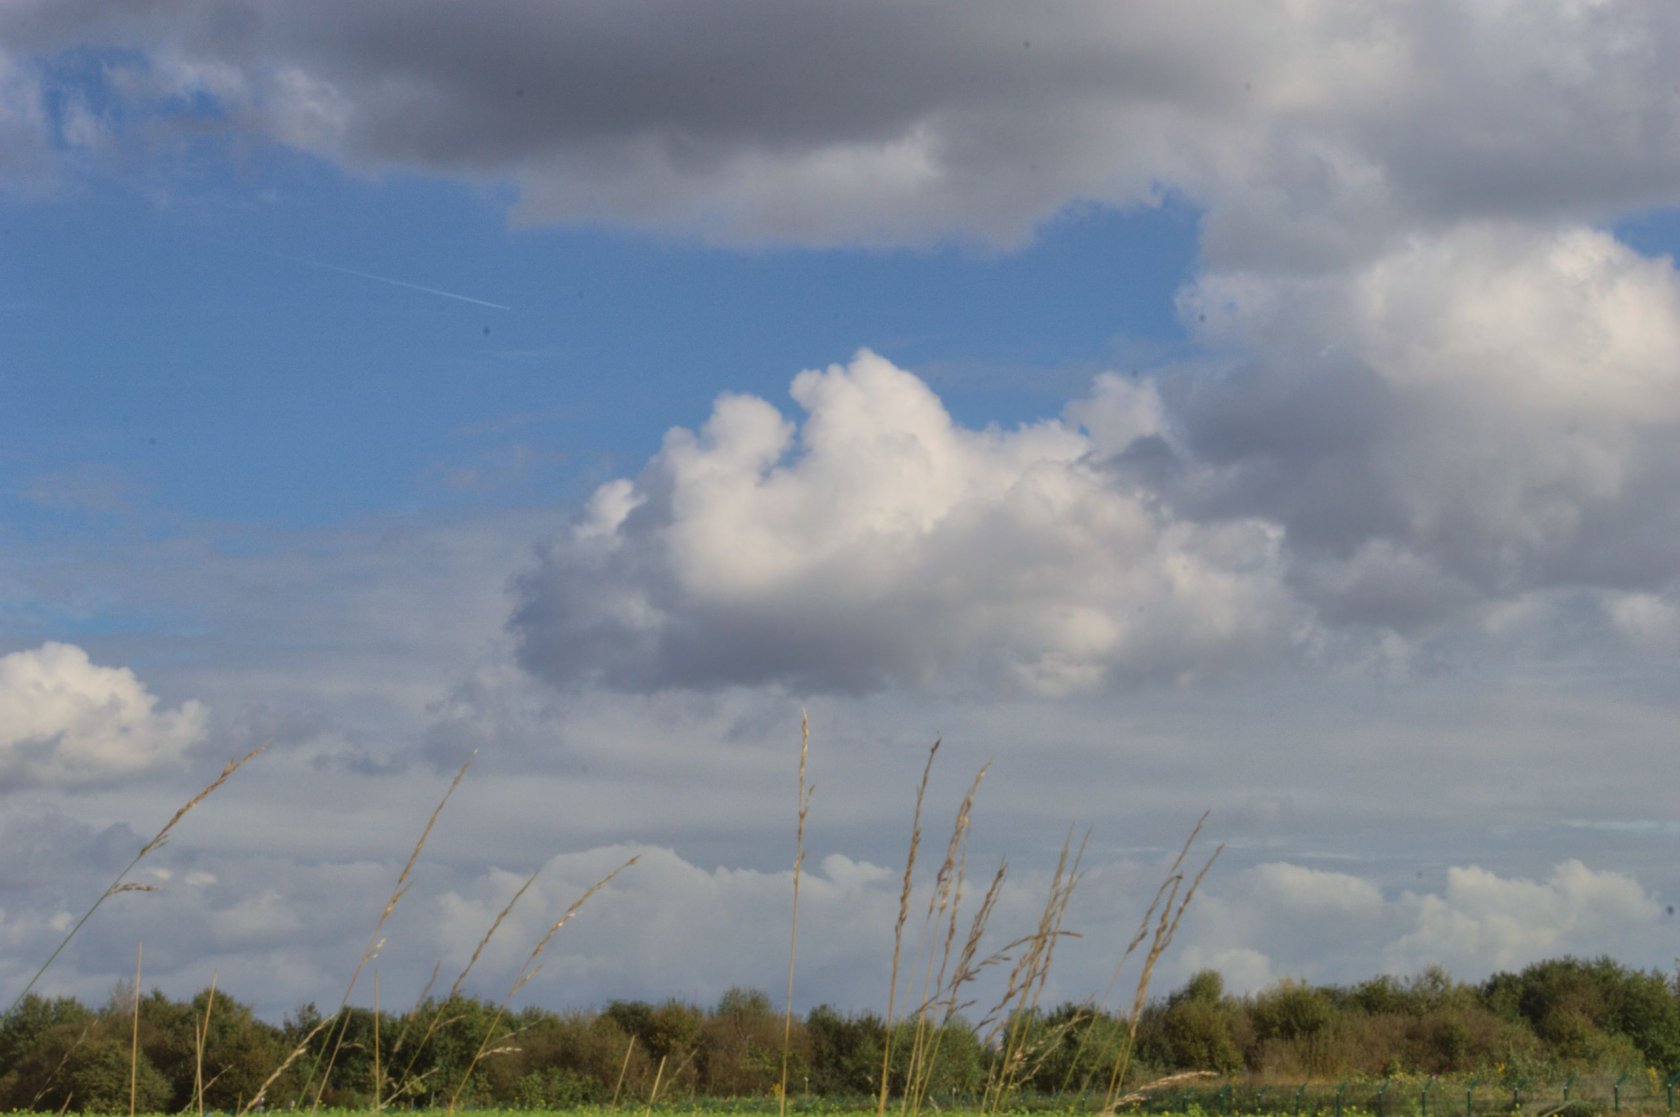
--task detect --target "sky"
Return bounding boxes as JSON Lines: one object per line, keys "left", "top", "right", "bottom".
{"left": 2, "top": 1, "right": 1680, "bottom": 1025}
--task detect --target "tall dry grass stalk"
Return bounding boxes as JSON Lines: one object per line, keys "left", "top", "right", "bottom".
{"left": 371, "top": 971, "right": 381, "bottom": 1110}
{"left": 7, "top": 746, "right": 265, "bottom": 1016}
{"left": 1096, "top": 814, "right": 1222, "bottom": 1112}
{"left": 864, "top": 746, "right": 1215, "bottom": 1117}
{"left": 876, "top": 739, "right": 939, "bottom": 1117}
{"left": 779, "top": 712, "right": 812, "bottom": 1117}
{"left": 192, "top": 974, "right": 218, "bottom": 1117}
{"left": 128, "top": 944, "right": 141, "bottom": 1117}
{"left": 1107, "top": 1069, "right": 1217, "bottom": 1110}
{"left": 646, "top": 1053, "right": 667, "bottom": 1112}
{"left": 610, "top": 1034, "right": 637, "bottom": 1106}
{"left": 235, "top": 1015, "right": 335, "bottom": 1117}
{"left": 444, "top": 854, "right": 640, "bottom": 1115}
{"left": 1055, "top": 818, "right": 1209, "bottom": 1099}
{"left": 304, "top": 753, "right": 475, "bottom": 1109}
{"left": 900, "top": 761, "right": 990, "bottom": 1116}
{"left": 28, "top": 1021, "right": 92, "bottom": 1111}
{"left": 981, "top": 828, "right": 1088, "bottom": 1113}
{"left": 382, "top": 864, "right": 545, "bottom": 1106}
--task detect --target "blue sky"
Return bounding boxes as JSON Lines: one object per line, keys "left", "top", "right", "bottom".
{"left": 4, "top": 162, "right": 1196, "bottom": 533}
{"left": 4, "top": 1, "right": 1680, "bottom": 1024}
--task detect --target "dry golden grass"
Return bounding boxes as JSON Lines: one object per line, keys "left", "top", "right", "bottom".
{"left": 827, "top": 728, "right": 1217, "bottom": 1117}
{"left": 235, "top": 1014, "right": 334, "bottom": 1117}
{"left": 982, "top": 828, "right": 1087, "bottom": 1113}
{"left": 900, "top": 760, "right": 990, "bottom": 1115}
{"left": 445, "top": 853, "right": 640, "bottom": 1115}
{"left": 305, "top": 752, "right": 477, "bottom": 1109}
{"left": 127, "top": 944, "right": 141, "bottom": 1117}
{"left": 192, "top": 974, "right": 218, "bottom": 1117}
{"left": 1105, "top": 1069, "right": 1219, "bottom": 1111}
{"left": 779, "top": 712, "right": 812, "bottom": 1117}
{"left": 382, "top": 862, "right": 546, "bottom": 1105}
{"left": 1096, "top": 813, "right": 1223, "bottom": 1111}
{"left": 875, "top": 738, "right": 939, "bottom": 1117}
{"left": 13, "top": 718, "right": 1220, "bottom": 1117}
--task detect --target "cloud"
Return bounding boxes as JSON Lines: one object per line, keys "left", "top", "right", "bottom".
{"left": 0, "top": 801, "right": 139, "bottom": 889}
{"left": 513, "top": 237, "right": 1680, "bottom": 696}
{"left": 1171, "top": 223, "right": 1680, "bottom": 632}
{"left": 1382, "top": 860, "right": 1663, "bottom": 976}
{"left": 1178, "top": 859, "right": 1668, "bottom": 994}
{"left": 0, "top": 48, "right": 57, "bottom": 194}
{"left": 428, "top": 846, "right": 900, "bottom": 1010}
{"left": 513, "top": 243, "right": 1680, "bottom": 694}
{"left": 10, "top": 3, "right": 1680, "bottom": 249}
{"left": 0, "top": 642, "right": 209, "bottom": 791}
{"left": 8, "top": 814, "right": 1667, "bottom": 1021}
{"left": 513, "top": 350, "right": 1300, "bottom": 696}
{"left": 1177, "top": 863, "right": 1388, "bottom": 986}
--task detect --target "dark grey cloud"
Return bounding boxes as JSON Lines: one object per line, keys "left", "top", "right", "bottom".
{"left": 8, "top": 2, "right": 1680, "bottom": 252}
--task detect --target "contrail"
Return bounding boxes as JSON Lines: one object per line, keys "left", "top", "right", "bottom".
{"left": 193, "top": 234, "right": 515, "bottom": 310}
{"left": 294, "top": 257, "right": 512, "bottom": 310}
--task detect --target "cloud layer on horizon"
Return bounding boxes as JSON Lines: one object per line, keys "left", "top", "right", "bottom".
{"left": 1, "top": 788, "right": 1667, "bottom": 1022}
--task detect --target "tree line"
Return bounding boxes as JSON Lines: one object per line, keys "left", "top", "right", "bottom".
{"left": 2, "top": 955, "right": 1676, "bottom": 1112}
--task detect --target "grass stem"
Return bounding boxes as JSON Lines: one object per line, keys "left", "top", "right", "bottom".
{"left": 780, "top": 712, "right": 812, "bottom": 1117}
{"left": 6, "top": 746, "right": 265, "bottom": 1017}
{"left": 128, "top": 943, "right": 141, "bottom": 1117}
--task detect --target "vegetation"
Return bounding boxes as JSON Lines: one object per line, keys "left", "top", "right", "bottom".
{"left": 3, "top": 956, "right": 1679, "bottom": 1112}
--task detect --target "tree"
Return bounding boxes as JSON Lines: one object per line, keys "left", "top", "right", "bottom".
{"left": 698, "top": 987, "right": 785, "bottom": 1096}
{"left": 804, "top": 1004, "right": 884, "bottom": 1096}
{"left": 1250, "top": 981, "right": 1334, "bottom": 1073}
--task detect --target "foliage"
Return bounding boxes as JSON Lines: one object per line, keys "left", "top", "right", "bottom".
{"left": 2, "top": 950, "right": 1678, "bottom": 1111}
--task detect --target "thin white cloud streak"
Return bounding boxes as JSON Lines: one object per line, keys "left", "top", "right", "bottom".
{"left": 281, "top": 254, "right": 512, "bottom": 311}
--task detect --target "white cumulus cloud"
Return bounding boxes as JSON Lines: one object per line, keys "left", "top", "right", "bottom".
{"left": 513, "top": 350, "right": 1300, "bottom": 696}
{"left": 0, "top": 642, "right": 209, "bottom": 790}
